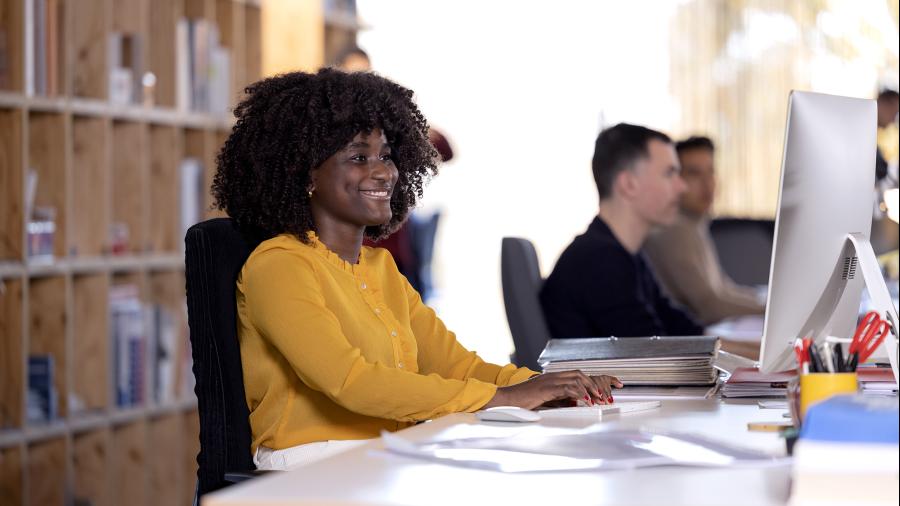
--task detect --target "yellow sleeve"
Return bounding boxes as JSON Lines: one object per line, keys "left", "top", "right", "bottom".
{"left": 244, "top": 249, "right": 499, "bottom": 422}
{"left": 405, "top": 278, "right": 539, "bottom": 388}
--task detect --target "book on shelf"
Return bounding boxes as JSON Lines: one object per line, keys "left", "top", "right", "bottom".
{"left": 538, "top": 336, "right": 721, "bottom": 386}
{"left": 110, "top": 284, "right": 146, "bottom": 408}
{"left": 180, "top": 157, "right": 203, "bottom": 246}
{"left": 148, "top": 303, "right": 180, "bottom": 404}
{"left": 25, "top": 0, "right": 62, "bottom": 96}
{"left": 176, "top": 17, "right": 231, "bottom": 114}
{"left": 108, "top": 32, "right": 145, "bottom": 105}
{"left": 27, "top": 354, "right": 58, "bottom": 423}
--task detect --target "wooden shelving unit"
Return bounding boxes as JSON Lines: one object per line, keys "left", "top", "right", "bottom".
{"left": 0, "top": 0, "right": 261, "bottom": 504}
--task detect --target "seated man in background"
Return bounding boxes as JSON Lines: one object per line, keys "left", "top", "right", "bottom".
{"left": 540, "top": 123, "right": 703, "bottom": 339}
{"left": 643, "top": 136, "right": 765, "bottom": 325}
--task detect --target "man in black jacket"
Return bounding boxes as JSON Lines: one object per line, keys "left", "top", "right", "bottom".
{"left": 540, "top": 123, "right": 703, "bottom": 339}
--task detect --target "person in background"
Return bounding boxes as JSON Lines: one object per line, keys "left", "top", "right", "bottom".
{"left": 872, "top": 89, "right": 899, "bottom": 253}
{"left": 212, "top": 69, "right": 621, "bottom": 471}
{"left": 540, "top": 123, "right": 703, "bottom": 339}
{"left": 643, "top": 136, "right": 766, "bottom": 326}
{"left": 334, "top": 45, "right": 373, "bottom": 73}
{"left": 876, "top": 89, "right": 899, "bottom": 184}
{"left": 335, "top": 45, "right": 453, "bottom": 300}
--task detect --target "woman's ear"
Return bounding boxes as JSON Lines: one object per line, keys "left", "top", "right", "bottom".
{"left": 308, "top": 169, "right": 319, "bottom": 196}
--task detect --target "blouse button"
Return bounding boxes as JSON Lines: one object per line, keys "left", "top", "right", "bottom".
{"left": 398, "top": 362, "right": 404, "bottom": 368}
{"left": 374, "top": 308, "right": 382, "bottom": 314}
{"left": 390, "top": 330, "right": 398, "bottom": 337}
{"left": 360, "top": 282, "right": 367, "bottom": 290}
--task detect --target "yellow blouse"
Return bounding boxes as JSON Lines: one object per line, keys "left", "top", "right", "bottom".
{"left": 237, "top": 233, "right": 537, "bottom": 451}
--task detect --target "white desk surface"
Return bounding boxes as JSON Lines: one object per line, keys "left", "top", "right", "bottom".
{"left": 204, "top": 399, "right": 793, "bottom": 506}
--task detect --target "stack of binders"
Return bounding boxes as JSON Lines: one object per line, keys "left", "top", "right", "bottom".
{"left": 538, "top": 336, "right": 721, "bottom": 386}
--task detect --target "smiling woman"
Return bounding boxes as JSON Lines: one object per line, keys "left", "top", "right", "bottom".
{"left": 211, "top": 69, "right": 621, "bottom": 471}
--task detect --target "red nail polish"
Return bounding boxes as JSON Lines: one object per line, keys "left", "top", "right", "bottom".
{"left": 610, "top": 395, "right": 614, "bottom": 403}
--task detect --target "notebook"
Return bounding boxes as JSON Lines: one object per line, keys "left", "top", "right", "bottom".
{"left": 539, "top": 336, "right": 721, "bottom": 386}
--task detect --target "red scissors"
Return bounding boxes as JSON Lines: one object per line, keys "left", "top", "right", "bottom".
{"left": 847, "top": 311, "right": 890, "bottom": 370}
{"left": 793, "top": 338, "right": 810, "bottom": 373}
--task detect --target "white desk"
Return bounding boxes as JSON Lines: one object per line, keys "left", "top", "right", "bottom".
{"left": 204, "top": 399, "right": 793, "bottom": 506}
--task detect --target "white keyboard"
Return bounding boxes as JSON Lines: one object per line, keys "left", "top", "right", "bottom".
{"left": 537, "top": 400, "right": 661, "bottom": 420}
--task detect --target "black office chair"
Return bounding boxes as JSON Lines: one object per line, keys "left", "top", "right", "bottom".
{"left": 709, "top": 218, "right": 775, "bottom": 287}
{"left": 500, "top": 237, "right": 552, "bottom": 371}
{"left": 185, "top": 218, "right": 267, "bottom": 500}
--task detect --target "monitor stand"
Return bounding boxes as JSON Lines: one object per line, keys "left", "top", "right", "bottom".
{"left": 847, "top": 233, "right": 899, "bottom": 388}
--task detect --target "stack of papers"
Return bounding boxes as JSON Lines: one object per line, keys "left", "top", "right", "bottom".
{"left": 858, "top": 367, "right": 899, "bottom": 396}
{"left": 722, "top": 367, "right": 898, "bottom": 398}
{"left": 539, "top": 336, "right": 721, "bottom": 386}
{"left": 721, "top": 368, "right": 793, "bottom": 398}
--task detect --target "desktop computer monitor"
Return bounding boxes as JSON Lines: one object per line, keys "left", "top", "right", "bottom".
{"left": 759, "top": 91, "right": 898, "bottom": 379}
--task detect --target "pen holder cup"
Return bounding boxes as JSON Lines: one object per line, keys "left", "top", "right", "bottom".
{"left": 798, "top": 372, "right": 858, "bottom": 421}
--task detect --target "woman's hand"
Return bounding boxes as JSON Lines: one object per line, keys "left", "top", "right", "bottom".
{"left": 483, "top": 371, "right": 623, "bottom": 410}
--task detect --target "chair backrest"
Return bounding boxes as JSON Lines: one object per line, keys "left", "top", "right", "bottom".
{"left": 185, "top": 218, "right": 265, "bottom": 497}
{"left": 409, "top": 211, "right": 441, "bottom": 301}
{"left": 708, "top": 218, "right": 774, "bottom": 287}
{"left": 500, "top": 237, "right": 552, "bottom": 371}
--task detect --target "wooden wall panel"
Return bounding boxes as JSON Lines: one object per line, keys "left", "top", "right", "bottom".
{"left": 0, "top": 278, "right": 23, "bottom": 429}
{"left": 111, "top": 422, "right": 147, "bottom": 506}
{"left": 0, "top": 109, "right": 23, "bottom": 260}
{"left": 28, "top": 276, "right": 68, "bottom": 417}
{"left": 71, "top": 117, "right": 109, "bottom": 256}
{"left": 72, "top": 0, "right": 109, "bottom": 98}
{"left": 149, "top": 415, "right": 183, "bottom": 505}
{"left": 28, "top": 438, "right": 67, "bottom": 506}
{"left": 112, "top": 122, "right": 148, "bottom": 253}
{"left": 0, "top": 446, "right": 23, "bottom": 506}
{"left": 72, "top": 275, "right": 109, "bottom": 412}
{"left": 148, "top": 126, "right": 179, "bottom": 253}
{"left": 27, "top": 113, "right": 68, "bottom": 258}
{"left": 183, "top": 409, "right": 200, "bottom": 506}
{"left": 72, "top": 430, "right": 110, "bottom": 506}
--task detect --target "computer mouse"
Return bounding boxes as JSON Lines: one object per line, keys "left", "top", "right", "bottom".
{"left": 476, "top": 406, "right": 542, "bottom": 423}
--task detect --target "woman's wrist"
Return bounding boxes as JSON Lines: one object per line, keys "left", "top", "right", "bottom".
{"left": 482, "top": 386, "right": 508, "bottom": 409}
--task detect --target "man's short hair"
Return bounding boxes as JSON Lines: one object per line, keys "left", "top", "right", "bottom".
{"left": 675, "top": 135, "right": 715, "bottom": 156}
{"left": 592, "top": 123, "right": 672, "bottom": 200}
{"left": 878, "top": 89, "right": 899, "bottom": 102}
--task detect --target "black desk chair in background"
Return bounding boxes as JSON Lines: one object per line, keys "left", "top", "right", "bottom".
{"left": 185, "top": 218, "right": 266, "bottom": 501}
{"left": 709, "top": 218, "right": 775, "bottom": 287}
{"left": 500, "top": 237, "right": 552, "bottom": 372}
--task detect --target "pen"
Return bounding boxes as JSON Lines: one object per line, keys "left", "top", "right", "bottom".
{"left": 846, "top": 351, "right": 859, "bottom": 372}
{"left": 807, "top": 343, "right": 825, "bottom": 373}
{"left": 834, "top": 344, "right": 845, "bottom": 373}
{"left": 822, "top": 343, "right": 835, "bottom": 373}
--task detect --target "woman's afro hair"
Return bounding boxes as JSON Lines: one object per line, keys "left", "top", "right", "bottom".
{"left": 211, "top": 68, "right": 438, "bottom": 242}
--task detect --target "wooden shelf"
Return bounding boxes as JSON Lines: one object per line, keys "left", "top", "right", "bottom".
{"left": 0, "top": 398, "right": 198, "bottom": 448}
{"left": 0, "top": 92, "right": 234, "bottom": 128}
{"left": 0, "top": 254, "right": 185, "bottom": 280}
{"left": 1, "top": 0, "right": 263, "bottom": 503}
